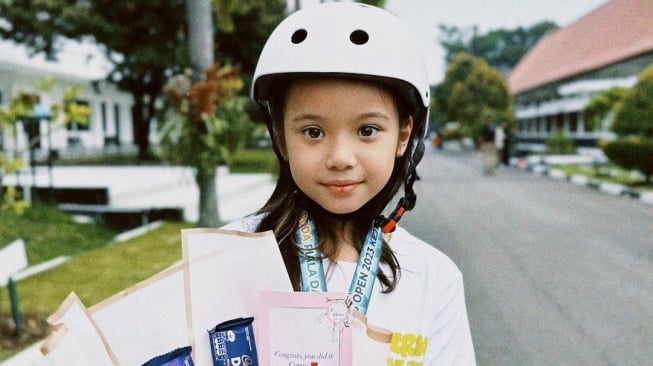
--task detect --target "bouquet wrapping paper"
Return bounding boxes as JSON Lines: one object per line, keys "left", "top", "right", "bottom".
{"left": 37, "top": 229, "right": 393, "bottom": 365}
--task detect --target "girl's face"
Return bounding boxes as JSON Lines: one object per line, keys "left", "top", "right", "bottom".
{"left": 281, "top": 77, "right": 412, "bottom": 215}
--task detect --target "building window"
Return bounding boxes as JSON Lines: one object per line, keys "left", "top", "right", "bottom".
{"left": 101, "top": 102, "right": 107, "bottom": 133}
{"left": 546, "top": 115, "right": 554, "bottom": 132}
{"left": 569, "top": 112, "right": 578, "bottom": 132}
{"left": 584, "top": 111, "right": 594, "bottom": 132}
{"left": 556, "top": 113, "right": 564, "bottom": 131}
{"left": 25, "top": 117, "right": 42, "bottom": 149}
{"left": 537, "top": 117, "right": 543, "bottom": 132}
{"left": 114, "top": 104, "right": 121, "bottom": 145}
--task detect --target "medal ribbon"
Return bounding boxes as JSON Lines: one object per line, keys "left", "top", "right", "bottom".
{"left": 296, "top": 211, "right": 327, "bottom": 292}
{"left": 295, "top": 211, "right": 383, "bottom": 315}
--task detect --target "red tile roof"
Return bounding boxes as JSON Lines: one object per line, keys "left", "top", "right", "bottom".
{"left": 508, "top": 0, "right": 653, "bottom": 94}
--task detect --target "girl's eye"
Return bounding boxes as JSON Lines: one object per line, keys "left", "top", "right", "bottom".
{"left": 358, "top": 125, "right": 379, "bottom": 137}
{"left": 302, "top": 127, "right": 324, "bottom": 139}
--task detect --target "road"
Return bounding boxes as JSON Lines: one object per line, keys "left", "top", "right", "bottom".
{"left": 401, "top": 146, "right": 653, "bottom": 366}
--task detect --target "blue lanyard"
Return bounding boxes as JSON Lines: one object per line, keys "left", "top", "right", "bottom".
{"left": 295, "top": 211, "right": 383, "bottom": 315}
{"left": 296, "top": 212, "right": 327, "bottom": 292}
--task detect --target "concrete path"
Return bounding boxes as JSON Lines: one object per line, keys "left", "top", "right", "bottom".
{"left": 3, "top": 165, "right": 277, "bottom": 224}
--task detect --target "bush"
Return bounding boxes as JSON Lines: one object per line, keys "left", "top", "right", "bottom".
{"left": 229, "top": 149, "right": 278, "bottom": 175}
{"left": 545, "top": 129, "right": 576, "bottom": 154}
{"left": 612, "top": 65, "right": 653, "bottom": 137}
{"left": 602, "top": 138, "right": 653, "bottom": 182}
{"left": 602, "top": 64, "right": 653, "bottom": 182}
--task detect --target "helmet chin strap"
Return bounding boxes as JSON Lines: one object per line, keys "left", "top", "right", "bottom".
{"left": 380, "top": 136, "right": 424, "bottom": 234}
{"left": 380, "top": 195, "right": 412, "bottom": 233}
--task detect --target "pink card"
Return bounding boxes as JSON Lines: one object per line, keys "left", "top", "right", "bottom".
{"left": 257, "top": 291, "right": 353, "bottom": 366}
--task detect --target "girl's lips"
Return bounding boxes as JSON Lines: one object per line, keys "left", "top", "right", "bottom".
{"left": 323, "top": 182, "right": 360, "bottom": 195}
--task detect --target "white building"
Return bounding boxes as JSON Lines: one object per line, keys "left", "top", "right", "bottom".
{"left": 0, "top": 38, "right": 135, "bottom": 162}
{"left": 508, "top": 0, "right": 653, "bottom": 154}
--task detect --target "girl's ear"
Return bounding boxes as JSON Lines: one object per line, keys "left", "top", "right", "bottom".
{"left": 272, "top": 126, "right": 289, "bottom": 161}
{"left": 396, "top": 116, "right": 413, "bottom": 157}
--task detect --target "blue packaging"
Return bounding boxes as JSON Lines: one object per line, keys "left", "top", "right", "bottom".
{"left": 208, "top": 317, "right": 258, "bottom": 366}
{"left": 142, "top": 346, "right": 194, "bottom": 366}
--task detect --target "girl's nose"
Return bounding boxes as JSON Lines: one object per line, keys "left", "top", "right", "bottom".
{"left": 325, "top": 136, "right": 356, "bottom": 170}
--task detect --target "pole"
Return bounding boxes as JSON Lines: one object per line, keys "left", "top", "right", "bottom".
{"left": 185, "top": 0, "right": 220, "bottom": 226}
{"left": 47, "top": 121, "right": 55, "bottom": 203}
{"left": 29, "top": 135, "right": 37, "bottom": 204}
{"left": 8, "top": 277, "right": 24, "bottom": 339}
{"left": 186, "top": 0, "right": 214, "bottom": 82}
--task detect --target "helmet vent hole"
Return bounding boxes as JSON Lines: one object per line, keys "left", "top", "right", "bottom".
{"left": 350, "top": 30, "right": 369, "bottom": 45}
{"left": 291, "top": 29, "right": 308, "bottom": 44}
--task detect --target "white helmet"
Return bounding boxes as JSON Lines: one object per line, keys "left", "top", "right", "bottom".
{"left": 252, "top": 2, "right": 430, "bottom": 229}
{"left": 251, "top": 2, "right": 430, "bottom": 138}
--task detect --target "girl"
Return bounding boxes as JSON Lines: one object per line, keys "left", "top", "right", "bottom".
{"left": 227, "top": 2, "right": 476, "bottom": 364}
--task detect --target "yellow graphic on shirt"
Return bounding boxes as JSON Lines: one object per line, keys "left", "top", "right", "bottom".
{"left": 387, "top": 332, "right": 428, "bottom": 365}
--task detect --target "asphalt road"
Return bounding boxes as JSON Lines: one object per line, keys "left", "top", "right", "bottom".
{"left": 401, "top": 146, "right": 653, "bottom": 366}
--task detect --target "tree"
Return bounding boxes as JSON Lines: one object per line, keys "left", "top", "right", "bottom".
{"left": 439, "top": 21, "right": 558, "bottom": 74}
{"left": 612, "top": 67, "right": 653, "bottom": 137}
{"left": 161, "top": 64, "right": 246, "bottom": 227}
{"left": 212, "top": 0, "right": 287, "bottom": 88}
{"left": 434, "top": 53, "right": 513, "bottom": 139}
{"left": 357, "top": 0, "right": 386, "bottom": 7}
{"left": 584, "top": 86, "right": 629, "bottom": 131}
{"left": 0, "top": 0, "right": 287, "bottom": 160}
{"left": 1, "top": 0, "right": 286, "bottom": 226}
{"left": 0, "top": 0, "right": 188, "bottom": 161}
{"left": 603, "top": 65, "right": 653, "bottom": 182}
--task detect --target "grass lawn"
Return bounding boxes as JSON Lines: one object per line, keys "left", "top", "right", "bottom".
{"left": 229, "top": 148, "right": 278, "bottom": 175}
{"left": 11, "top": 221, "right": 191, "bottom": 314}
{"left": 0, "top": 204, "right": 119, "bottom": 265}
{"left": 0, "top": 205, "right": 192, "bottom": 361}
{"left": 552, "top": 163, "right": 653, "bottom": 191}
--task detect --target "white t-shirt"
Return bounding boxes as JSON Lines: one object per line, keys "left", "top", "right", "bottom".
{"left": 222, "top": 216, "right": 477, "bottom": 365}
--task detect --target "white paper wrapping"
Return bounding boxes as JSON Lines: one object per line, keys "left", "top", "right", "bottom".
{"left": 89, "top": 264, "right": 187, "bottom": 365}
{"left": 41, "top": 292, "right": 116, "bottom": 365}
{"left": 37, "top": 228, "right": 396, "bottom": 365}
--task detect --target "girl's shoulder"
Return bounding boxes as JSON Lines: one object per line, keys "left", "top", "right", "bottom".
{"left": 390, "top": 226, "right": 463, "bottom": 282}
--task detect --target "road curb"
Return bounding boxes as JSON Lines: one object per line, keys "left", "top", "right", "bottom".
{"left": 517, "top": 163, "right": 653, "bottom": 206}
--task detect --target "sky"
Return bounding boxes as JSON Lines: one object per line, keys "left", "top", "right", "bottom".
{"left": 294, "top": 0, "right": 609, "bottom": 84}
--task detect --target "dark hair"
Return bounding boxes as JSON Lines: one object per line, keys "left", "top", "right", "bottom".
{"left": 254, "top": 76, "right": 417, "bottom": 292}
